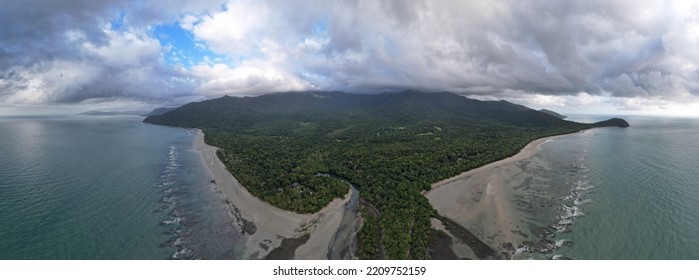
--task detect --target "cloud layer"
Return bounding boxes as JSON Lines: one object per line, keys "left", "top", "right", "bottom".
{"left": 0, "top": 0, "right": 225, "bottom": 107}
{"left": 1, "top": 0, "right": 699, "bottom": 113}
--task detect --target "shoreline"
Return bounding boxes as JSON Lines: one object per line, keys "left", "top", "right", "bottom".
{"left": 428, "top": 133, "right": 573, "bottom": 191}
{"left": 193, "top": 129, "right": 352, "bottom": 259}
{"left": 424, "top": 130, "right": 589, "bottom": 257}
{"left": 194, "top": 126, "right": 586, "bottom": 259}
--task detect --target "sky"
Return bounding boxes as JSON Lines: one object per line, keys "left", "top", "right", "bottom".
{"left": 1, "top": 0, "right": 699, "bottom": 116}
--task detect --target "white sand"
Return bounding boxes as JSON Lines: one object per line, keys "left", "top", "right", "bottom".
{"left": 425, "top": 133, "right": 578, "bottom": 249}
{"left": 193, "top": 129, "right": 350, "bottom": 259}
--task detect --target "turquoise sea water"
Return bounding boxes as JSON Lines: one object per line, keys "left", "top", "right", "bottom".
{"left": 520, "top": 115, "right": 699, "bottom": 259}
{"left": 0, "top": 116, "right": 244, "bottom": 259}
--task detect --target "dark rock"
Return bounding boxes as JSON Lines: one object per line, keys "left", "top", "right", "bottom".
{"left": 501, "top": 242, "right": 515, "bottom": 252}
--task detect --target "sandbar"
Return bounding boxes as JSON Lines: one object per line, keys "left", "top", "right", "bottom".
{"left": 425, "top": 132, "right": 582, "bottom": 254}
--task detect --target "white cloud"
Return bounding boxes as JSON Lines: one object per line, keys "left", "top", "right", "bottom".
{"left": 190, "top": 62, "right": 310, "bottom": 96}
{"left": 82, "top": 29, "right": 162, "bottom": 67}
{"left": 174, "top": 0, "right": 699, "bottom": 104}
{"left": 185, "top": 0, "right": 272, "bottom": 57}
{"left": 2, "top": 27, "right": 197, "bottom": 105}
{"left": 4, "top": 0, "right": 699, "bottom": 116}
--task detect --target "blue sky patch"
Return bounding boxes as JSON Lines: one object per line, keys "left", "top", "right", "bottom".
{"left": 109, "top": 12, "right": 126, "bottom": 31}
{"left": 312, "top": 20, "right": 328, "bottom": 35}
{"left": 152, "top": 23, "right": 228, "bottom": 68}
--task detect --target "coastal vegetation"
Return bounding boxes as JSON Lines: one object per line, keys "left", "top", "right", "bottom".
{"left": 144, "top": 91, "right": 628, "bottom": 259}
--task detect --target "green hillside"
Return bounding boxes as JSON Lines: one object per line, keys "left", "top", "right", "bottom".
{"left": 144, "top": 91, "right": 627, "bottom": 259}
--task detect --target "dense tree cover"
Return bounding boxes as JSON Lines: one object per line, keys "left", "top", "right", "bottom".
{"left": 356, "top": 204, "right": 381, "bottom": 259}
{"left": 144, "top": 91, "right": 626, "bottom": 259}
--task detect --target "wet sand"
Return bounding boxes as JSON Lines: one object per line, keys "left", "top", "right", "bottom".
{"left": 295, "top": 188, "right": 354, "bottom": 260}
{"left": 430, "top": 218, "right": 476, "bottom": 259}
{"left": 194, "top": 129, "right": 351, "bottom": 259}
{"left": 425, "top": 133, "right": 580, "bottom": 255}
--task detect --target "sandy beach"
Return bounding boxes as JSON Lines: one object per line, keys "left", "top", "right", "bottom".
{"left": 193, "top": 129, "right": 352, "bottom": 259}
{"left": 425, "top": 133, "right": 580, "bottom": 254}
{"left": 195, "top": 127, "right": 581, "bottom": 258}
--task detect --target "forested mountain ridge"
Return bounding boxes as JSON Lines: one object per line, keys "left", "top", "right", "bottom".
{"left": 146, "top": 91, "right": 625, "bottom": 129}
{"left": 146, "top": 91, "right": 576, "bottom": 128}
{"left": 144, "top": 91, "right": 628, "bottom": 259}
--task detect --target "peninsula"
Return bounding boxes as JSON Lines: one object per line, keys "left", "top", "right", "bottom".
{"left": 144, "top": 91, "right": 628, "bottom": 259}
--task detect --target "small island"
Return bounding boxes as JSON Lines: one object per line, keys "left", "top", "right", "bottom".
{"left": 144, "top": 90, "right": 628, "bottom": 259}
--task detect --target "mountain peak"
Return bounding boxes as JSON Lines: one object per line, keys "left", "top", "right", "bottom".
{"left": 539, "top": 109, "right": 567, "bottom": 119}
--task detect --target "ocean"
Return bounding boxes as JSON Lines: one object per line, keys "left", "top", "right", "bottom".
{"left": 511, "top": 115, "right": 699, "bottom": 259}
{"left": 1, "top": 115, "right": 698, "bottom": 259}
{"left": 0, "top": 116, "right": 245, "bottom": 259}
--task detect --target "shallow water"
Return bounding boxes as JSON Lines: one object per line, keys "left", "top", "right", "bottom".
{"left": 327, "top": 185, "right": 360, "bottom": 260}
{"left": 0, "top": 116, "right": 244, "bottom": 259}
{"left": 511, "top": 116, "right": 699, "bottom": 259}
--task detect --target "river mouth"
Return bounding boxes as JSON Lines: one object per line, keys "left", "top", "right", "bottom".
{"left": 316, "top": 173, "right": 361, "bottom": 260}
